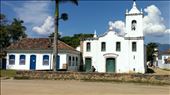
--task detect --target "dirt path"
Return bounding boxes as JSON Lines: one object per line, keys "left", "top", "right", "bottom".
{"left": 1, "top": 80, "right": 170, "bottom": 95}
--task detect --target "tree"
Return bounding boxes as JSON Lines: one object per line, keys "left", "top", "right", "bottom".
{"left": 48, "top": 32, "right": 61, "bottom": 40}
{"left": 0, "top": 13, "right": 27, "bottom": 58}
{"left": 146, "top": 43, "right": 158, "bottom": 65}
{"left": 8, "top": 18, "right": 27, "bottom": 43}
{"left": 0, "top": 14, "right": 10, "bottom": 50}
{"left": 60, "top": 33, "right": 93, "bottom": 48}
{"left": 52, "top": 0, "right": 78, "bottom": 71}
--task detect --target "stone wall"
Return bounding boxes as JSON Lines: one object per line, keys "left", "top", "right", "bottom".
{"left": 15, "top": 71, "right": 170, "bottom": 85}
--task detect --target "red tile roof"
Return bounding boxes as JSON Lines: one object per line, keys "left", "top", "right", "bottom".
{"left": 6, "top": 38, "right": 76, "bottom": 51}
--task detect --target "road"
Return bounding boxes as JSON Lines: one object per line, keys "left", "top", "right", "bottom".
{"left": 1, "top": 80, "right": 170, "bottom": 95}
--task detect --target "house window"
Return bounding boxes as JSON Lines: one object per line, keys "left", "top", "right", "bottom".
{"left": 116, "top": 42, "right": 121, "bottom": 51}
{"left": 76, "top": 57, "right": 78, "bottom": 66}
{"left": 72, "top": 57, "right": 75, "bottom": 66}
{"left": 43, "top": 55, "right": 49, "bottom": 65}
{"left": 132, "top": 42, "right": 137, "bottom": 51}
{"left": 20, "top": 55, "right": 25, "bottom": 65}
{"left": 69, "top": 56, "right": 71, "bottom": 66}
{"left": 131, "top": 20, "right": 137, "bottom": 31}
{"left": 9, "top": 55, "right": 15, "bottom": 65}
{"left": 101, "top": 42, "right": 106, "bottom": 51}
{"left": 86, "top": 42, "right": 91, "bottom": 52}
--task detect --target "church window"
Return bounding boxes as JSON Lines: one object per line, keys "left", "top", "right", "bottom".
{"left": 131, "top": 20, "right": 137, "bottom": 31}
{"left": 86, "top": 42, "right": 91, "bottom": 52}
{"left": 132, "top": 42, "right": 137, "bottom": 51}
{"left": 101, "top": 42, "right": 106, "bottom": 51}
{"left": 116, "top": 42, "right": 121, "bottom": 51}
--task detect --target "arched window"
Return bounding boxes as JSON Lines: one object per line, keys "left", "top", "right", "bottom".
{"left": 101, "top": 42, "right": 106, "bottom": 51}
{"left": 132, "top": 42, "right": 137, "bottom": 51}
{"left": 20, "top": 55, "right": 25, "bottom": 65}
{"left": 43, "top": 55, "right": 49, "bottom": 65}
{"left": 116, "top": 42, "right": 121, "bottom": 51}
{"left": 131, "top": 20, "right": 137, "bottom": 31}
{"left": 9, "top": 55, "right": 15, "bottom": 65}
{"left": 86, "top": 42, "right": 91, "bottom": 52}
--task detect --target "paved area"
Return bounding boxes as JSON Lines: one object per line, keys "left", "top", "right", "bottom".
{"left": 1, "top": 80, "right": 170, "bottom": 95}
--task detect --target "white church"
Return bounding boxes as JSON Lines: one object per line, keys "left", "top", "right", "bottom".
{"left": 81, "top": 1, "right": 147, "bottom": 73}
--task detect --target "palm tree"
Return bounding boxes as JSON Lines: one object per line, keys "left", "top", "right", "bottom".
{"left": 53, "top": 0, "right": 78, "bottom": 71}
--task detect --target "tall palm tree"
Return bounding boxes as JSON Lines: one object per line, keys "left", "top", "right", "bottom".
{"left": 53, "top": 0, "right": 78, "bottom": 71}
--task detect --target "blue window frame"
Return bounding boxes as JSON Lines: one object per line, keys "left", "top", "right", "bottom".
{"left": 43, "top": 55, "right": 49, "bottom": 65}
{"left": 20, "top": 55, "right": 26, "bottom": 65}
{"left": 9, "top": 55, "right": 15, "bottom": 65}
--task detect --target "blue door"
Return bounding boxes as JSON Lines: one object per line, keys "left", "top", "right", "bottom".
{"left": 56, "top": 55, "right": 60, "bottom": 70}
{"left": 30, "top": 55, "right": 36, "bottom": 70}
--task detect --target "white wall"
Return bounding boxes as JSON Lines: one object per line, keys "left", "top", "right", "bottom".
{"left": 6, "top": 53, "right": 52, "bottom": 70}
{"left": 6, "top": 52, "right": 80, "bottom": 71}
{"left": 158, "top": 60, "right": 170, "bottom": 69}
{"left": 83, "top": 31, "right": 145, "bottom": 73}
{"left": 161, "top": 55, "right": 170, "bottom": 64}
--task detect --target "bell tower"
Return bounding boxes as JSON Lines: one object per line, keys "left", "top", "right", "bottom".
{"left": 125, "top": 1, "right": 143, "bottom": 37}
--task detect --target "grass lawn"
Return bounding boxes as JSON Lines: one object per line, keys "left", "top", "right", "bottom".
{"left": 0, "top": 69, "right": 17, "bottom": 78}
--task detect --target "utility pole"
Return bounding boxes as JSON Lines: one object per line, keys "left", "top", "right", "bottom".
{"left": 53, "top": 1, "right": 59, "bottom": 71}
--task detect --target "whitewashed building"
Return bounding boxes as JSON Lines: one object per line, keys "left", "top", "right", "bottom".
{"left": 81, "top": 1, "right": 146, "bottom": 73}
{"left": 157, "top": 49, "right": 170, "bottom": 69}
{"left": 6, "top": 38, "right": 80, "bottom": 71}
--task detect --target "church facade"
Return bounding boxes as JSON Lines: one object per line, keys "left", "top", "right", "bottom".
{"left": 81, "top": 1, "right": 146, "bottom": 73}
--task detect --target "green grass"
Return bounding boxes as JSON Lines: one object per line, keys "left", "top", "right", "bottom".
{"left": 162, "top": 68, "right": 170, "bottom": 71}
{"left": 0, "top": 70, "right": 17, "bottom": 77}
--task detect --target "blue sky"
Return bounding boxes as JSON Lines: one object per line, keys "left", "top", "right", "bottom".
{"left": 1, "top": 0, "right": 170, "bottom": 44}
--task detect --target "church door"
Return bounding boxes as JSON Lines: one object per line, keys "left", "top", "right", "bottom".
{"left": 106, "top": 58, "right": 115, "bottom": 72}
{"left": 85, "top": 58, "right": 92, "bottom": 72}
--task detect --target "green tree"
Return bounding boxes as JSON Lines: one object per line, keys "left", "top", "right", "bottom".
{"left": 0, "top": 13, "right": 27, "bottom": 58}
{"left": 52, "top": 0, "right": 78, "bottom": 71}
{"left": 60, "top": 33, "right": 93, "bottom": 48}
{"left": 0, "top": 14, "right": 10, "bottom": 50}
{"left": 146, "top": 43, "right": 158, "bottom": 64}
{"left": 48, "top": 32, "right": 61, "bottom": 40}
{"left": 8, "top": 18, "right": 27, "bottom": 43}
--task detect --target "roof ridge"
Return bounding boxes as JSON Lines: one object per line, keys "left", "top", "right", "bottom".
{"left": 58, "top": 40, "right": 76, "bottom": 50}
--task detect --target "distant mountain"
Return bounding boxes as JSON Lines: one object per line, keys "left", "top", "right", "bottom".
{"left": 157, "top": 43, "right": 170, "bottom": 51}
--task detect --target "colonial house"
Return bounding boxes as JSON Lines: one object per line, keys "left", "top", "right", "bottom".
{"left": 157, "top": 49, "right": 170, "bottom": 69}
{"left": 6, "top": 38, "right": 80, "bottom": 71}
{"left": 81, "top": 1, "right": 146, "bottom": 73}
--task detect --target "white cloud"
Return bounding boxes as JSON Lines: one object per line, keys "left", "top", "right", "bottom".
{"left": 143, "top": 5, "right": 167, "bottom": 36}
{"left": 33, "top": 16, "right": 54, "bottom": 35}
{"left": 108, "top": 5, "right": 169, "bottom": 44}
{"left": 13, "top": 1, "right": 50, "bottom": 25}
{"left": 108, "top": 20, "right": 126, "bottom": 35}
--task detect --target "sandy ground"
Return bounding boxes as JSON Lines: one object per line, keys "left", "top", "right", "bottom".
{"left": 1, "top": 80, "right": 170, "bottom": 95}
